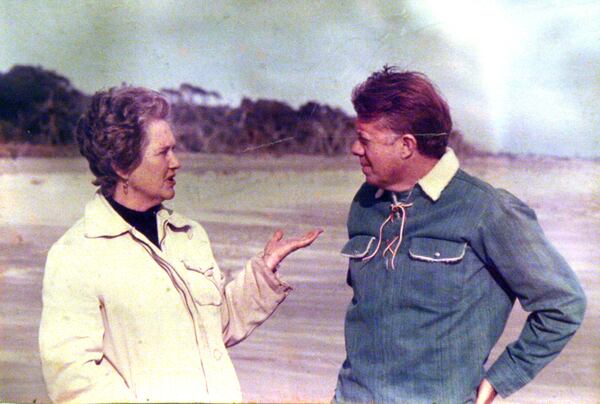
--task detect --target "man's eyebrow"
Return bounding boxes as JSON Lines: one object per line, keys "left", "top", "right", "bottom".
{"left": 156, "top": 144, "right": 173, "bottom": 152}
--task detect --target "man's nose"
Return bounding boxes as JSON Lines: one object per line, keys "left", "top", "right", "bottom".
{"left": 351, "top": 139, "right": 364, "bottom": 156}
{"left": 169, "top": 151, "right": 181, "bottom": 170}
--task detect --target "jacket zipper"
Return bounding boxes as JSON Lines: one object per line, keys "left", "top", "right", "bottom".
{"left": 131, "top": 231, "right": 211, "bottom": 394}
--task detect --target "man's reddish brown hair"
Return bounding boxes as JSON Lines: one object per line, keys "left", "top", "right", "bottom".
{"left": 352, "top": 66, "right": 452, "bottom": 158}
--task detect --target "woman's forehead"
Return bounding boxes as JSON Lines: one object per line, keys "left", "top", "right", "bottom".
{"left": 145, "top": 120, "right": 175, "bottom": 146}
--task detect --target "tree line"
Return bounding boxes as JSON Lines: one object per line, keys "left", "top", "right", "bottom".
{"left": 0, "top": 65, "right": 477, "bottom": 156}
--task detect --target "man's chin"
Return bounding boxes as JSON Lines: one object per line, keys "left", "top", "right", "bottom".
{"left": 162, "top": 190, "right": 176, "bottom": 201}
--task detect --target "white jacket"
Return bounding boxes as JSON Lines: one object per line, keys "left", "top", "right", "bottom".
{"left": 39, "top": 193, "right": 291, "bottom": 403}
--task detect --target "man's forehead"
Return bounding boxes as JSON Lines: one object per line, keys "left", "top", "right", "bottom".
{"left": 355, "top": 118, "right": 395, "bottom": 136}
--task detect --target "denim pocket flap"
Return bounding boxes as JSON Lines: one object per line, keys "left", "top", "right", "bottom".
{"left": 408, "top": 237, "right": 467, "bottom": 263}
{"left": 341, "top": 235, "right": 377, "bottom": 259}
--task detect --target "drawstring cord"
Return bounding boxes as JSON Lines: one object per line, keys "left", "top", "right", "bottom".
{"left": 384, "top": 200, "right": 413, "bottom": 269}
{"left": 361, "top": 213, "right": 393, "bottom": 261}
{"left": 362, "top": 190, "right": 414, "bottom": 270}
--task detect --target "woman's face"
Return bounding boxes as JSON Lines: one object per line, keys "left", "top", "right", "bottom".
{"left": 124, "top": 119, "right": 180, "bottom": 210}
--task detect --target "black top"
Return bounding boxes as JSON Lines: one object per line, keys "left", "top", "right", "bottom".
{"left": 107, "top": 197, "right": 161, "bottom": 249}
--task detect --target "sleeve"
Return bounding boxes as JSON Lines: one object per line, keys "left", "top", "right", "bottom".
{"left": 220, "top": 254, "right": 292, "bottom": 347}
{"left": 473, "top": 191, "right": 586, "bottom": 398}
{"left": 39, "top": 243, "right": 137, "bottom": 403}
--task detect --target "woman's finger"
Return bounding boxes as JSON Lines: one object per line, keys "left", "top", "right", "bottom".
{"left": 264, "top": 229, "right": 284, "bottom": 250}
{"left": 297, "top": 229, "right": 323, "bottom": 246}
{"left": 263, "top": 229, "right": 323, "bottom": 269}
{"left": 274, "top": 229, "right": 323, "bottom": 255}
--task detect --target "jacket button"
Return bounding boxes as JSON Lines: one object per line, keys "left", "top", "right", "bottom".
{"left": 434, "top": 252, "right": 441, "bottom": 257}
{"left": 213, "top": 348, "right": 222, "bottom": 360}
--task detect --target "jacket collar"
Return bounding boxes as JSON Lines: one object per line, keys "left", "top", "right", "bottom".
{"left": 374, "top": 148, "right": 460, "bottom": 202}
{"left": 84, "top": 192, "right": 192, "bottom": 238}
{"left": 417, "top": 148, "right": 460, "bottom": 201}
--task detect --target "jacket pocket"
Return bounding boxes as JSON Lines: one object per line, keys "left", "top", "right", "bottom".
{"left": 406, "top": 237, "right": 467, "bottom": 306}
{"left": 408, "top": 237, "right": 467, "bottom": 263}
{"left": 341, "top": 235, "right": 377, "bottom": 288}
{"left": 341, "top": 235, "right": 377, "bottom": 259}
{"left": 181, "top": 259, "right": 223, "bottom": 306}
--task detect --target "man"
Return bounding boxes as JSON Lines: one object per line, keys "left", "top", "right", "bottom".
{"left": 333, "top": 66, "right": 586, "bottom": 403}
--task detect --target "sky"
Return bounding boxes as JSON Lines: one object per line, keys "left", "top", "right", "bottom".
{"left": 1, "top": 0, "right": 599, "bottom": 157}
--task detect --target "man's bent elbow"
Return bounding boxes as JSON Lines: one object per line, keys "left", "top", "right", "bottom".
{"left": 572, "top": 285, "right": 587, "bottom": 327}
{"left": 560, "top": 283, "right": 587, "bottom": 332}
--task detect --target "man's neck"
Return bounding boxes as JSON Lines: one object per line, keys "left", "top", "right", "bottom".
{"left": 386, "top": 155, "right": 439, "bottom": 192}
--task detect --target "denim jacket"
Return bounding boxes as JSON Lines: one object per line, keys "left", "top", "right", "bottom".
{"left": 334, "top": 150, "right": 586, "bottom": 403}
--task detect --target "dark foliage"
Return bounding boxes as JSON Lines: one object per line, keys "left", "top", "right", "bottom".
{"left": 0, "top": 65, "right": 88, "bottom": 144}
{"left": 162, "top": 84, "right": 356, "bottom": 155}
{"left": 0, "top": 66, "right": 479, "bottom": 156}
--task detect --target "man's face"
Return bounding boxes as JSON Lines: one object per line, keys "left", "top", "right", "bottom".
{"left": 351, "top": 119, "right": 405, "bottom": 190}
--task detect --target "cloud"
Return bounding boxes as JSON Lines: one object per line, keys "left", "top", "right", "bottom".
{"left": 1, "top": 0, "right": 598, "bottom": 156}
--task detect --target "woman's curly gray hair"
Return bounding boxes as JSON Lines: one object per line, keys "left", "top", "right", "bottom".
{"left": 76, "top": 86, "right": 169, "bottom": 197}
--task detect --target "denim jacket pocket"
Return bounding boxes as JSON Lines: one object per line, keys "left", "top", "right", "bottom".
{"left": 406, "top": 237, "right": 467, "bottom": 306}
{"left": 342, "top": 235, "right": 378, "bottom": 270}
{"left": 342, "top": 235, "right": 378, "bottom": 289}
{"left": 181, "top": 259, "right": 223, "bottom": 306}
{"left": 341, "top": 235, "right": 377, "bottom": 259}
{"left": 408, "top": 237, "right": 467, "bottom": 263}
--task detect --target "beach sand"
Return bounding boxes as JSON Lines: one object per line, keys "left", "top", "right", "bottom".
{"left": 1, "top": 153, "right": 598, "bottom": 403}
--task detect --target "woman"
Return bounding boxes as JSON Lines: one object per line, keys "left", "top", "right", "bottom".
{"left": 39, "top": 86, "right": 321, "bottom": 403}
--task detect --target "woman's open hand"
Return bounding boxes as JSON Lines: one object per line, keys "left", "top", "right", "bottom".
{"left": 263, "top": 229, "right": 323, "bottom": 271}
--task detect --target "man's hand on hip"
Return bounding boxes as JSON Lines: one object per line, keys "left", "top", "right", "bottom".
{"left": 476, "top": 378, "right": 497, "bottom": 404}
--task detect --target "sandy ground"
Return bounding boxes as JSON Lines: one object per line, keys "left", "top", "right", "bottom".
{"left": 0, "top": 153, "right": 598, "bottom": 403}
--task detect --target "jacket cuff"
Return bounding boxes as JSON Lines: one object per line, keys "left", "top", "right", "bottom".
{"left": 485, "top": 350, "right": 532, "bottom": 398}
{"left": 252, "top": 253, "right": 293, "bottom": 295}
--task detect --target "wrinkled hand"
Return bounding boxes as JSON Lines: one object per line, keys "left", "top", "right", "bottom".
{"left": 263, "top": 228, "right": 323, "bottom": 271}
{"left": 475, "top": 379, "right": 497, "bottom": 404}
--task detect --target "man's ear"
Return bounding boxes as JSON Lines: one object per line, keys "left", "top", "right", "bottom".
{"left": 399, "top": 134, "right": 418, "bottom": 159}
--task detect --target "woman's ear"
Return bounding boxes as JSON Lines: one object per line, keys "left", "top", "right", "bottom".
{"left": 112, "top": 163, "right": 129, "bottom": 181}
{"left": 399, "top": 134, "right": 418, "bottom": 159}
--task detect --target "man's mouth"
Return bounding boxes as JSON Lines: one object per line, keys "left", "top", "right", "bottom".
{"left": 165, "top": 174, "right": 176, "bottom": 186}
